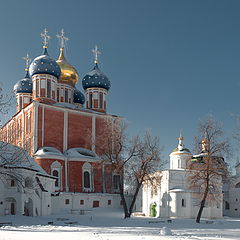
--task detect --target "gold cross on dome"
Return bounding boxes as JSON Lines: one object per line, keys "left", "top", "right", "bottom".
{"left": 41, "top": 28, "right": 51, "bottom": 48}
{"left": 56, "top": 29, "right": 69, "bottom": 49}
{"left": 92, "top": 45, "right": 101, "bottom": 64}
{"left": 23, "top": 53, "right": 31, "bottom": 71}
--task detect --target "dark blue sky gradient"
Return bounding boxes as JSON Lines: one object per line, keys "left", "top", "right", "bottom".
{"left": 1, "top": 0, "right": 240, "bottom": 165}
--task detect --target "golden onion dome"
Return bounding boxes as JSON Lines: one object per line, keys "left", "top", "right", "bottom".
{"left": 56, "top": 48, "right": 78, "bottom": 86}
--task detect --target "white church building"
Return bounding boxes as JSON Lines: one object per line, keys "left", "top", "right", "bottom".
{"left": 142, "top": 135, "right": 223, "bottom": 219}
{"left": 0, "top": 142, "right": 55, "bottom": 216}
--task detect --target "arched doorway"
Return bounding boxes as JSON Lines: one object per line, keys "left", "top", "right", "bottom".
{"left": 24, "top": 198, "right": 33, "bottom": 216}
{"left": 4, "top": 197, "right": 17, "bottom": 215}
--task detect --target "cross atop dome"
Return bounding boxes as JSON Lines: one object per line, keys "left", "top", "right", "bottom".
{"left": 56, "top": 29, "right": 69, "bottom": 49}
{"left": 22, "top": 53, "right": 31, "bottom": 72}
{"left": 178, "top": 130, "right": 184, "bottom": 151}
{"left": 92, "top": 45, "right": 100, "bottom": 64}
{"left": 41, "top": 28, "right": 51, "bottom": 48}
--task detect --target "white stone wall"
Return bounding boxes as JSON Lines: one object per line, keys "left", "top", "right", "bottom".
{"left": 0, "top": 168, "right": 55, "bottom": 217}
{"left": 223, "top": 175, "right": 240, "bottom": 217}
{"left": 51, "top": 192, "right": 122, "bottom": 214}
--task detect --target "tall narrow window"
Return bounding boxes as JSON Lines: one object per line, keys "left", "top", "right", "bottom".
{"left": 26, "top": 114, "right": 31, "bottom": 134}
{"left": 89, "top": 93, "right": 93, "bottom": 108}
{"left": 10, "top": 179, "right": 15, "bottom": 187}
{"left": 178, "top": 159, "right": 181, "bottom": 168}
{"left": 65, "top": 89, "right": 68, "bottom": 102}
{"left": 225, "top": 201, "right": 230, "bottom": 210}
{"left": 99, "top": 92, "right": 103, "bottom": 109}
{"left": 57, "top": 89, "right": 60, "bottom": 102}
{"left": 84, "top": 171, "right": 90, "bottom": 188}
{"left": 51, "top": 161, "right": 61, "bottom": 190}
{"left": 47, "top": 80, "right": 51, "bottom": 98}
{"left": 113, "top": 175, "right": 120, "bottom": 190}
{"left": 36, "top": 81, "right": 39, "bottom": 97}
{"left": 181, "top": 199, "right": 186, "bottom": 207}
{"left": 19, "top": 97, "right": 23, "bottom": 110}
{"left": 53, "top": 170, "right": 59, "bottom": 187}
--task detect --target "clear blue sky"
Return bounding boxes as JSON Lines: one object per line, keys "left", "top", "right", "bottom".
{"left": 1, "top": 0, "right": 240, "bottom": 165}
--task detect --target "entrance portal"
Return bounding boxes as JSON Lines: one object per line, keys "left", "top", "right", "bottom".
{"left": 4, "top": 197, "right": 17, "bottom": 215}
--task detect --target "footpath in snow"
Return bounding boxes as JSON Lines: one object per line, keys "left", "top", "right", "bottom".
{"left": 0, "top": 208, "right": 239, "bottom": 240}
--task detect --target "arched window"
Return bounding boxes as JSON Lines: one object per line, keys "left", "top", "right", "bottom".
{"left": 10, "top": 179, "right": 15, "bottom": 187}
{"left": 53, "top": 170, "right": 59, "bottom": 187}
{"left": 82, "top": 162, "right": 93, "bottom": 191}
{"left": 25, "top": 177, "right": 33, "bottom": 188}
{"left": 51, "top": 161, "right": 61, "bottom": 190}
{"left": 225, "top": 201, "right": 230, "bottom": 210}
{"left": 84, "top": 171, "right": 90, "bottom": 188}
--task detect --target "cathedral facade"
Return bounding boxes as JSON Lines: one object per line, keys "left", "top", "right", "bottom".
{"left": 0, "top": 29, "right": 122, "bottom": 215}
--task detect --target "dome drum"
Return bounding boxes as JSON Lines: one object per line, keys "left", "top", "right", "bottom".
{"left": 85, "top": 88, "right": 107, "bottom": 112}
{"left": 57, "top": 84, "right": 75, "bottom": 104}
{"left": 31, "top": 74, "right": 58, "bottom": 104}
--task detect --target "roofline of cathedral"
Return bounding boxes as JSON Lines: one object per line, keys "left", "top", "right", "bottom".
{"left": 0, "top": 100, "right": 122, "bottom": 130}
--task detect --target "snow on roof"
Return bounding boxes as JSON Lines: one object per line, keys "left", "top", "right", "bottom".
{"left": 193, "top": 152, "right": 207, "bottom": 158}
{"left": 35, "top": 146, "right": 101, "bottom": 161}
{"left": 169, "top": 187, "right": 191, "bottom": 192}
{"left": 35, "top": 147, "right": 64, "bottom": 159}
{"left": 0, "top": 141, "right": 48, "bottom": 176}
{"left": 64, "top": 148, "right": 100, "bottom": 160}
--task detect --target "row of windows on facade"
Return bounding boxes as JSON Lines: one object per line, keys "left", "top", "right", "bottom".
{"left": 8, "top": 177, "right": 33, "bottom": 188}
{"left": 1, "top": 114, "right": 31, "bottom": 143}
{"left": 53, "top": 169, "right": 120, "bottom": 190}
{"left": 64, "top": 199, "right": 112, "bottom": 206}
{"left": 160, "top": 197, "right": 220, "bottom": 209}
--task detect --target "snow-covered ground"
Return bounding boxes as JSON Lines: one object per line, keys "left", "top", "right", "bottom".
{"left": 0, "top": 208, "right": 239, "bottom": 240}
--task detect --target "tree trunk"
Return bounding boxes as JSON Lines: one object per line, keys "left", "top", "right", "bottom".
{"left": 128, "top": 182, "right": 142, "bottom": 217}
{"left": 118, "top": 176, "right": 129, "bottom": 218}
{"left": 196, "top": 198, "right": 206, "bottom": 223}
{"left": 196, "top": 188, "right": 208, "bottom": 223}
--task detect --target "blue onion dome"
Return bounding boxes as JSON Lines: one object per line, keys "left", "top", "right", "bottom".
{"left": 82, "top": 63, "right": 111, "bottom": 91}
{"left": 14, "top": 71, "right": 33, "bottom": 94}
{"left": 73, "top": 88, "right": 85, "bottom": 104}
{"left": 29, "top": 48, "right": 61, "bottom": 79}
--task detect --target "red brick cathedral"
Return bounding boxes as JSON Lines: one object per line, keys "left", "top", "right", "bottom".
{"left": 0, "top": 29, "right": 121, "bottom": 201}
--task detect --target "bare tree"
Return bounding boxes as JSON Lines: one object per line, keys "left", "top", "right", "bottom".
{"left": 97, "top": 119, "right": 163, "bottom": 218}
{"left": 0, "top": 84, "right": 37, "bottom": 188}
{"left": 0, "top": 84, "right": 12, "bottom": 127}
{"left": 187, "top": 117, "right": 229, "bottom": 223}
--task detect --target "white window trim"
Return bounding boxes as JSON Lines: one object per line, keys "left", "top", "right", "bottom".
{"left": 82, "top": 162, "right": 94, "bottom": 192}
